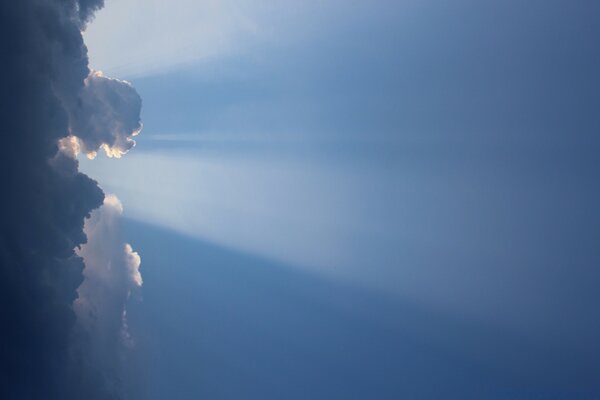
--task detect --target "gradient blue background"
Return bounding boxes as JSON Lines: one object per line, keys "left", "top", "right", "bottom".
{"left": 81, "top": 1, "right": 600, "bottom": 398}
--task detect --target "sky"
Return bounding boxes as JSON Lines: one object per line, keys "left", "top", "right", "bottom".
{"left": 81, "top": 1, "right": 600, "bottom": 398}
{"left": 2, "top": 1, "right": 600, "bottom": 399}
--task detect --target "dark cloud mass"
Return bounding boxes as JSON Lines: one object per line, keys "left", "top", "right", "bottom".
{"left": 0, "top": 1, "right": 140, "bottom": 399}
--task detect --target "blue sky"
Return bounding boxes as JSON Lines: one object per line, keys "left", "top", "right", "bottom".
{"left": 81, "top": 1, "right": 600, "bottom": 398}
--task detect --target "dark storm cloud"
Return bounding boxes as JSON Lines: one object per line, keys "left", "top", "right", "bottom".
{"left": 0, "top": 1, "right": 140, "bottom": 399}
{"left": 77, "top": 0, "right": 105, "bottom": 25}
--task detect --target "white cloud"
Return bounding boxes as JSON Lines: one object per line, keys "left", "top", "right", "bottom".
{"left": 75, "top": 194, "right": 142, "bottom": 364}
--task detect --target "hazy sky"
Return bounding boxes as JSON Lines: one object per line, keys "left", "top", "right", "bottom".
{"left": 81, "top": 1, "right": 600, "bottom": 398}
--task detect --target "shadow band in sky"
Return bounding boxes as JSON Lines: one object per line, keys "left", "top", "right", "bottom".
{"left": 124, "top": 219, "right": 600, "bottom": 400}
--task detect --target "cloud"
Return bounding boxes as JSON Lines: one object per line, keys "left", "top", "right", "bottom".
{"left": 77, "top": 0, "right": 105, "bottom": 26}
{"left": 73, "top": 195, "right": 142, "bottom": 397}
{"left": 68, "top": 71, "right": 142, "bottom": 159}
{"left": 0, "top": 1, "right": 141, "bottom": 399}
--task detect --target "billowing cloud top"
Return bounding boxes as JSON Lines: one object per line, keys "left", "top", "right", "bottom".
{"left": 69, "top": 71, "right": 142, "bottom": 159}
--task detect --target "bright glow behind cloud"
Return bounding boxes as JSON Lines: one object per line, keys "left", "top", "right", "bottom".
{"left": 79, "top": 150, "right": 397, "bottom": 280}
{"left": 84, "top": 0, "right": 263, "bottom": 77}
{"left": 83, "top": 0, "right": 387, "bottom": 77}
